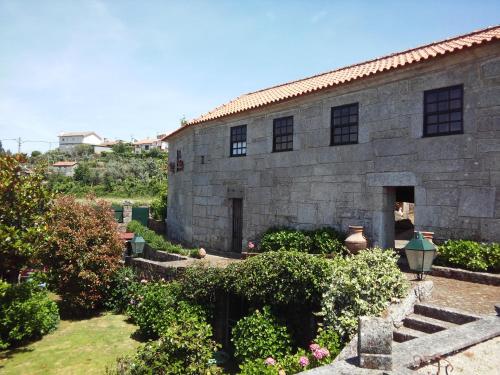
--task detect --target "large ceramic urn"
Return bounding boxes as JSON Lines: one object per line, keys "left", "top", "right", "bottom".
{"left": 345, "top": 226, "right": 368, "bottom": 254}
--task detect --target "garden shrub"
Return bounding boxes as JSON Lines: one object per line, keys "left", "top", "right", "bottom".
{"left": 39, "top": 196, "right": 123, "bottom": 314}
{"left": 114, "top": 302, "right": 221, "bottom": 375}
{"left": 179, "top": 264, "right": 225, "bottom": 309}
{"left": 313, "top": 327, "right": 342, "bottom": 359}
{"left": 225, "top": 251, "right": 333, "bottom": 306}
{"left": 0, "top": 155, "right": 52, "bottom": 281}
{"left": 126, "top": 220, "right": 191, "bottom": 256}
{"left": 0, "top": 280, "right": 59, "bottom": 349}
{"left": 260, "top": 228, "right": 312, "bottom": 252}
{"left": 308, "top": 228, "right": 346, "bottom": 255}
{"left": 435, "top": 240, "right": 500, "bottom": 273}
{"left": 232, "top": 306, "right": 292, "bottom": 362}
{"left": 150, "top": 185, "right": 168, "bottom": 221}
{"left": 322, "top": 248, "right": 408, "bottom": 339}
{"left": 239, "top": 358, "right": 280, "bottom": 375}
{"left": 105, "top": 267, "right": 140, "bottom": 313}
{"left": 127, "top": 280, "right": 187, "bottom": 339}
{"left": 259, "top": 227, "right": 346, "bottom": 255}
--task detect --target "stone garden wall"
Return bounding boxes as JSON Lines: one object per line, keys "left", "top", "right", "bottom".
{"left": 167, "top": 42, "right": 500, "bottom": 252}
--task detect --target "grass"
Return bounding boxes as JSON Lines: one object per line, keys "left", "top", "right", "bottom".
{"left": 0, "top": 313, "right": 141, "bottom": 375}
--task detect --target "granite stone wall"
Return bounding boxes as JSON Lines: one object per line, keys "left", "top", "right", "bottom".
{"left": 167, "top": 42, "right": 500, "bottom": 252}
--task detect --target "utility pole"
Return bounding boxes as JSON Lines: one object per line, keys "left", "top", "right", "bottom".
{"left": 17, "top": 137, "right": 21, "bottom": 154}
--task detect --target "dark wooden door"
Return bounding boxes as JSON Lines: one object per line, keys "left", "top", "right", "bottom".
{"left": 232, "top": 199, "right": 243, "bottom": 253}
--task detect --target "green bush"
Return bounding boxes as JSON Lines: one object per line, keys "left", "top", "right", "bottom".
{"left": 105, "top": 267, "right": 140, "bottom": 313}
{"left": 150, "top": 185, "right": 168, "bottom": 221}
{"left": 260, "top": 228, "right": 312, "bottom": 252}
{"left": 322, "top": 248, "right": 408, "bottom": 339}
{"left": 114, "top": 302, "right": 221, "bottom": 375}
{"left": 179, "top": 264, "right": 225, "bottom": 310}
{"left": 313, "top": 327, "right": 342, "bottom": 359}
{"left": 436, "top": 240, "right": 500, "bottom": 273}
{"left": 259, "top": 227, "right": 346, "bottom": 255}
{"left": 239, "top": 358, "right": 280, "bottom": 375}
{"left": 126, "top": 220, "right": 191, "bottom": 256}
{"left": 232, "top": 306, "right": 292, "bottom": 362}
{"left": 309, "top": 228, "right": 346, "bottom": 255}
{"left": 0, "top": 281, "right": 59, "bottom": 349}
{"left": 127, "top": 280, "right": 188, "bottom": 339}
{"left": 225, "top": 251, "right": 333, "bottom": 306}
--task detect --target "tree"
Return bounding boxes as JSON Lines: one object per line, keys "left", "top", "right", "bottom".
{"left": 111, "top": 142, "right": 133, "bottom": 154}
{"left": 180, "top": 115, "right": 188, "bottom": 127}
{"left": 39, "top": 196, "right": 123, "bottom": 313}
{"left": 0, "top": 155, "right": 52, "bottom": 281}
{"left": 0, "top": 141, "right": 5, "bottom": 154}
{"left": 31, "top": 150, "right": 42, "bottom": 158}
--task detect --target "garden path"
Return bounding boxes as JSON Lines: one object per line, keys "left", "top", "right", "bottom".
{"left": 405, "top": 273, "right": 500, "bottom": 315}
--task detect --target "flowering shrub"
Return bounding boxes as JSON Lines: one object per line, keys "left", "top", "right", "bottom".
{"left": 232, "top": 306, "right": 292, "bottom": 362}
{"left": 114, "top": 301, "right": 221, "bottom": 375}
{"left": 105, "top": 267, "right": 140, "bottom": 313}
{"left": 0, "top": 280, "right": 59, "bottom": 349}
{"left": 313, "top": 327, "right": 342, "bottom": 359}
{"left": 435, "top": 240, "right": 500, "bottom": 273}
{"left": 259, "top": 227, "right": 346, "bottom": 255}
{"left": 225, "top": 251, "right": 333, "bottom": 306}
{"left": 322, "top": 248, "right": 408, "bottom": 339}
{"left": 39, "top": 196, "right": 123, "bottom": 314}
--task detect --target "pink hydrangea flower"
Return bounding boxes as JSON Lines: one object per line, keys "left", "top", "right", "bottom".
{"left": 248, "top": 241, "right": 255, "bottom": 250}
{"left": 299, "top": 356, "right": 309, "bottom": 367}
{"left": 313, "top": 348, "right": 330, "bottom": 360}
{"left": 309, "top": 343, "right": 320, "bottom": 352}
{"left": 264, "top": 357, "right": 276, "bottom": 366}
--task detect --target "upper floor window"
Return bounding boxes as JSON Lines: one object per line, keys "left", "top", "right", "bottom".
{"left": 424, "top": 85, "right": 463, "bottom": 137}
{"left": 273, "top": 116, "right": 293, "bottom": 152}
{"left": 230, "top": 125, "right": 247, "bottom": 157}
{"left": 331, "top": 103, "right": 358, "bottom": 146}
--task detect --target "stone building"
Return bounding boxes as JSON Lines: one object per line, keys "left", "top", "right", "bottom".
{"left": 51, "top": 161, "right": 78, "bottom": 177}
{"left": 164, "top": 26, "right": 500, "bottom": 253}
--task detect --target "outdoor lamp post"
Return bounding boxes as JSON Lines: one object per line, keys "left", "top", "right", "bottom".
{"left": 404, "top": 231, "right": 436, "bottom": 280}
{"left": 130, "top": 235, "right": 146, "bottom": 256}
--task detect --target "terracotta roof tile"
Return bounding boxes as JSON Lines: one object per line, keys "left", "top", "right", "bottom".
{"left": 164, "top": 25, "right": 500, "bottom": 140}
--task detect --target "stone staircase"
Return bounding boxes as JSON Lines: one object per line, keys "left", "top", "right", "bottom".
{"left": 393, "top": 302, "right": 482, "bottom": 344}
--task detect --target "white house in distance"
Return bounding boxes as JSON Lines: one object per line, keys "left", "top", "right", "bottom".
{"left": 58, "top": 131, "right": 103, "bottom": 152}
{"left": 133, "top": 135, "right": 168, "bottom": 154}
{"left": 51, "top": 161, "right": 78, "bottom": 177}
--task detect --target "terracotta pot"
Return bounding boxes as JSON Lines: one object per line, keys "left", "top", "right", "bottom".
{"left": 345, "top": 226, "right": 368, "bottom": 255}
{"left": 418, "top": 231, "right": 435, "bottom": 244}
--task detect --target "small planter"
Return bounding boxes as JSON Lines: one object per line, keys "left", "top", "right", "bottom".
{"left": 345, "top": 226, "right": 368, "bottom": 255}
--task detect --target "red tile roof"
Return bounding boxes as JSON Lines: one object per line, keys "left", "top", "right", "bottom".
{"left": 164, "top": 25, "right": 500, "bottom": 140}
{"left": 53, "top": 161, "right": 78, "bottom": 167}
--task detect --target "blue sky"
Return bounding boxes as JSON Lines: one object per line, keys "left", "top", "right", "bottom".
{"left": 1, "top": 0, "right": 499, "bottom": 153}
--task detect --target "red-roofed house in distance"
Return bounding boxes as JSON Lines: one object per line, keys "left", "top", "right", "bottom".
{"left": 51, "top": 161, "right": 78, "bottom": 177}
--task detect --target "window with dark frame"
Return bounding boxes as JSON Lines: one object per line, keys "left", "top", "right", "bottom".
{"left": 331, "top": 103, "right": 358, "bottom": 146}
{"left": 230, "top": 125, "right": 247, "bottom": 157}
{"left": 273, "top": 116, "right": 293, "bottom": 152}
{"left": 424, "top": 85, "right": 463, "bottom": 137}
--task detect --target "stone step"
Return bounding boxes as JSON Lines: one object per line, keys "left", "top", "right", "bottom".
{"left": 393, "top": 326, "right": 426, "bottom": 343}
{"left": 403, "top": 314, "right": 457, "bottom": 334}
{"left": 413, "top": 302, "right": 482, "bottom": 325}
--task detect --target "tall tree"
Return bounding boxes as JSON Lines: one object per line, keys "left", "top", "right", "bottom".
{"left": 0, "top": 155, "right": 53, "bottom": 281}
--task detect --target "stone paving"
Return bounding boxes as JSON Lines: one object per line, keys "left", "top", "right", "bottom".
{"left": 416, "top": 336, "right": 500, "bottom": 375}
{"left": 405, "top": 273, "right": 500, "bottom": 315}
